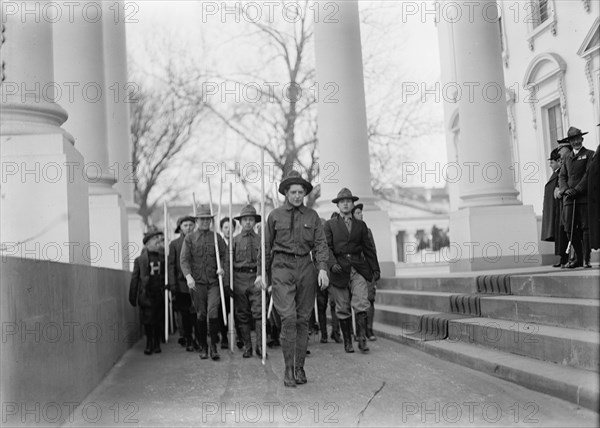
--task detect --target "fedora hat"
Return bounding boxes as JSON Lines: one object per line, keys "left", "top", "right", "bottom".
{"left": 557, "top": 126, "right": 588, "bottom": 143}
{"left": 332, "top": 188, "right": 359, "bottom": 204}
{"left": 143, "top": 229, "right": 163, "bottom": 245}
{"left": 278, "top": 170, "right": 313, "bottom": 195}
{"left": 234, "top": 204, "right": 261, "bottom": 222}
{"left": 548, "top": 148, "right": 560, "bottom": 161}
{"left": 195, "top": 205, "right": 214, "bottom": 219}
{"left": 175, "top": 215, "right": 197, "bottom": 234}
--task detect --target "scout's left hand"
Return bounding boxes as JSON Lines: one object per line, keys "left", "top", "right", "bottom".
{"left": 373, "top": 271, "right": 381, "bottom": 282}
{"left": 216, "top": 268, "right": 224, "bottom": 276}
{"left": 318, "top": 269, "right": 329, "bottom": 290}
{"left": 565, "top": 189, "right": 577, "bottom": 198}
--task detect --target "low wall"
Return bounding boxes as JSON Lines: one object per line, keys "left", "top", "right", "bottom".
{"left": 1, "top": 256, "right": 138, "bottom": 426}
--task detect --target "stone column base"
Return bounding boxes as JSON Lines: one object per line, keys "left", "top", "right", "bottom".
{"left": 88, "top": 192, "right": 128, "bottom": 269}
{"left": 448, "top": 205, "right": 541, "bottom": 272}
{"left": 1, "top": 134, "right": 90, "bottom": 264}
{"left": 126, "top": 205, "right": 145, "bottom": 271}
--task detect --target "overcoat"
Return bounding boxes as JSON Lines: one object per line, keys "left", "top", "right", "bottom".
{"left": 323, "top": 216, "right": 379, "bottom": 288}
{"left": 129, "top": 248, "right": 165, "bottom": 325}
{"left": 541, "top": 169, "right": 560, "bottom": 241}
{"left": 588, "top": 148, "right": 600, "bottom": 249}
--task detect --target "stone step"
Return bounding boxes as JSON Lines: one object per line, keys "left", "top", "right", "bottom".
{"left": 447, "top": 317, "right": 599, "bottom": 372}
{"left": 375, "top": 290, "right": 453, "bottom": 312}
{"left": 372, "top": 320, "right": 598, "bottom": 411}
{"left": 372, "top": 304, "right": 429, "bottom": 334}
{"left": 480, "top": 295, "right": 600, "bottom": 331}
{"left": 510, "top": 271, "right": 600, "bottom": 299}
{"left": 378, "top": 276, "right": 476, "bottom": 293}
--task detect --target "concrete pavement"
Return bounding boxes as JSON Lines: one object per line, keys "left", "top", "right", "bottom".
{"left": 58, "top": 332, "right": 600, "bottom": 427}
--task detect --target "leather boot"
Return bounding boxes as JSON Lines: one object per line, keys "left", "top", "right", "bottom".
{"left": 255, "top": 320, "right": 264, "bottom": 358}
{"left": 340, "top": 318, "right": 354, "bottom": 353}
{"left": 153, "top": 327, "right": 162, "bottom": 353}
{"left": 356, "top": 311, "right": 370, "bottom": 352}
{"left": 367, "top": 302, "right": 376, "bottom": 341}
{"left": 295, "top": 326, "right": 308, "bottom": 384}
{"left": 144, "top": 325, "right": 153, "bottom": 355}
{"left": 209, "top": 318, "right": 220, "bottom": 360}
{"left": 281, "top": 339, "right": 296, "bottom": 387}
{"left": 197, "top": 318, "right": 208, "bottom": 359}
{"left": 583, "top": 232, "right": 592, "bottom": 268}
{"left": 241, "top": 323, "right": 252, "bottom": 358}
{"left": 330, "top": 308, "right": 342, "bottom": 343}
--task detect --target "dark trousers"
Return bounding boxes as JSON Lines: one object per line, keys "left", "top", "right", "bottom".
{"left": 271, "top": 253, "right": 316, "bottom": 368}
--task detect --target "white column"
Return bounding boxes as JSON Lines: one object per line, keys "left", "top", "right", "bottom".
{"left": 1, "top": 9, "right": 90, "bottom": 264}
{"left": 314, "top": 0, "right": 394, "bottom": 276}
{"left": 102, "top": 1, "right": 143, "bottom": 269}
{"left": 52, "top": 1, "right": 127, "bottom": 269}
{"left": 442, "top": 0, "right": 540, "bottom": 271}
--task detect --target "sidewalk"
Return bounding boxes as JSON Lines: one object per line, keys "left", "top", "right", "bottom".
{"left": 59, "top": 333, "right": 599, "bottom": 427}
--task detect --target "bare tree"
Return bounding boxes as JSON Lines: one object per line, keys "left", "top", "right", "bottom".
{"left": 130, "top": 77, "right": 204, "bottom": 226}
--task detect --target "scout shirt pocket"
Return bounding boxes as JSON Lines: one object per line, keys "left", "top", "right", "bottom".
{"left": 274, "top": 220, "right": 291, "bottom": 242}
{"left": 302, "top": 223, "right": 315, "bottom": 246}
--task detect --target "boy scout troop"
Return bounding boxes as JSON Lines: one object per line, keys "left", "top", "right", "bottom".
{"left": 133, "top": 170, "right": 390, "bottom": 388}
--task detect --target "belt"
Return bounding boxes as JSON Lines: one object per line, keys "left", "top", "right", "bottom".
{"left": 234, "top": 267, "right": 257, "bottom": 273}
{"left": 274, "top": 252, "right": 310, "bottom": 258}
{"left": 336, "top": 252, "right": 361, "bottom": 259}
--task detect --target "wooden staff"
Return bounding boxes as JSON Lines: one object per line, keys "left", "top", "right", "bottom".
{"left": 351, "top": 307, "right": 357, "bottom": 338}
{"left": 208, "top": 179, "right": 228, "bottom": 326}
{"left": 163, "top": 202, "right": 170, "bottom": 342}
{"left": 566, "top": 199, "right": 576, "bottom": 255}
{"left": 260, "top": 149, "right": 267, "bottom": 364}
{"left": 228, "top": 182, "right": 235, "bottom": 352}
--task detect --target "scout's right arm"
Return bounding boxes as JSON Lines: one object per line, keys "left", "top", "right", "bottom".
{"left": 180, "top": 234, "right": 196, "bottom": 290}
{"left": 167, "top": 241, "right": 177, "bottom": 289}
{"left": 255, "top": 212, "right": 275, "bottom": 290}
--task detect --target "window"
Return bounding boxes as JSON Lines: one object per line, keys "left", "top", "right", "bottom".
{"left": 547, "top": 103, "right": 564, "bottom": 145}
{"left": 533, "top": 0, "right": 549, "bottom": 28}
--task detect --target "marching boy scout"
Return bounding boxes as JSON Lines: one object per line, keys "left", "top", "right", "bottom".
{"left": 255, "top": 170, "right": 329, "bottom": 387}
{"left": 180, "top": 206, "right": 229, "bottom": 361}
{"left": 129, "top": 228, "right": 166, "bottom": 355}
{"left": 232, "top": 205, "right": 263, "bottom": 358}
{"left": 324, "top": 189, "right": 380, "bottom": 354}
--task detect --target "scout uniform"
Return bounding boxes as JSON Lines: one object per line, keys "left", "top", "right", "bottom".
{"left": 168, "top": 216, "right": 197, "bottom": 352}
{"left": 258, "top": 170, "right": 329, "bottom": 387}
{"left": 232, "top": 205, "right": 262, "bottom": 358}
{"left": 558, "top": 127, "right": 594, "bottom": 268}
{"left": 180, "top": 206, "right": 229, "bottom": 360}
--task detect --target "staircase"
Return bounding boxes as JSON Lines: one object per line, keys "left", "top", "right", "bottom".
{"left": 374, "top": 269, "right": 600, "bottom": 411}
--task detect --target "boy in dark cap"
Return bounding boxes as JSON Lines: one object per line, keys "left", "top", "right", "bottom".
{"left": 129, "top": 228, "right": 166, "bottom": 355}
{"left": 180, "top": 206, "right": 229, "bottom": 360}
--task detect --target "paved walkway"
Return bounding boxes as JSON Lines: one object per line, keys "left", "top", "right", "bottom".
{"left": 64, "top": 333, "right": 598, "bottom": 427}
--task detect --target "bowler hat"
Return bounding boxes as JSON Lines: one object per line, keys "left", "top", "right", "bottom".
{"left": 175, "top": 215, "right": 197, "bottom": 234}
{"left": 332, "top": 188, "right": 359, "bottom": 204}
{"left": 351, "top": 203, "right": 364, "bottom": 214}
{"left": 195, "top": 205, "right": 214, "bottom": 219}
{"left": 557, "top": 126, "right": 588, "bottom": 143}
{"left": 548, "top": 148, "right": 560, "bottom": 161}
{"left": 278, "top": 170, "right": 313, "bottom": 195}
{"left": 234, "top": 204, "right": 261, "bottom": 222}
{"left": 143, "top": 229, "right": 164, "bottom": 245}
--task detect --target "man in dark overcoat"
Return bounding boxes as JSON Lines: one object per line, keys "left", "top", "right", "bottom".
{"left": 588, "top": 127, "right": 600, "bottom": 255}
{"left": 541, "top": 149, "right": 565, "bottom": 266}
{"left": 558, "top": 127, "right": 595, "bottom": 268}
{"left": 324, "top": 188, "right": 380, "bottom": 354}
{"left": 129, "top": 229, "right": 165, "bottom": 355}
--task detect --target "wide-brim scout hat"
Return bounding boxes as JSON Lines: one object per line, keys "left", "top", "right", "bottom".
{"left": 234, "top": 204, "right": 261, "bottom": 222}
{"left": 195, "top": 205, "right": 214, "bottom": 219}
{"left": 278, "top": 170, "right": 313, "bottom": 195}
{"left": 175, "top": 215, "right": 197, "bottom": 233}
{"left": 557, "top": 126, "right": 588, "bottom": 143}
{"left": 332, "top": 188, "right": 359, "bottom": 204}
{"left": 143, "top": 229, "right": 164, "bottom": 245}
